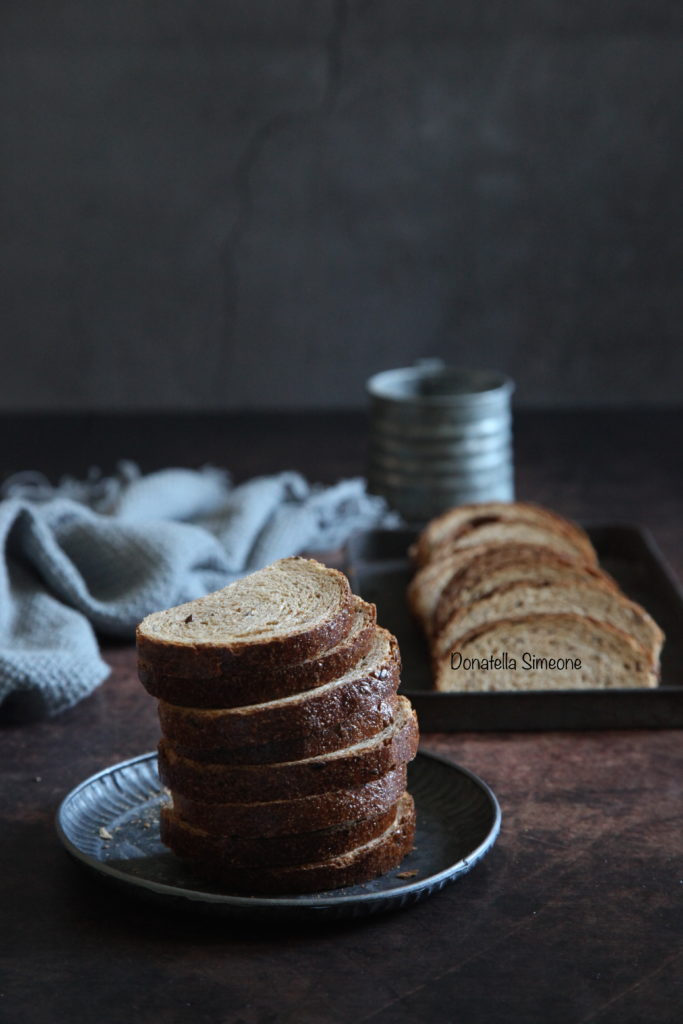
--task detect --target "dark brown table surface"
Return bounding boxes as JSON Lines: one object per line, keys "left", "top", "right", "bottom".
{"left": 1, "top": 409, "right": 682, "bottom": 1024}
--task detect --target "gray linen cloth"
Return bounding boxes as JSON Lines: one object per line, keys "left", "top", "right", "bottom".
{"left": 0, "top": 464, "right": 397, "bottom": 720}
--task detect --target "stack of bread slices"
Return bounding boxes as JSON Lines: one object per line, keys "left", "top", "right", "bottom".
{"left": 137, "top": 557, "right": 418, "bottom": 894}
{"left": 408, "top": 501, "right": 663, "bottom": 692}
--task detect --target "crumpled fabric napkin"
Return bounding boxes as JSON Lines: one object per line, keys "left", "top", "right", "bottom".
{"left": 0, "top": 464, "right": 398, "bottom": 720}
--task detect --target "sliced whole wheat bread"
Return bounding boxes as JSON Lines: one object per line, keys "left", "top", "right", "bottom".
{"left": 411, "top": 501, "right": 596, "bottom": 566}
{"left": 170, "top": 792, "right": 416, "bottom": 894}
{"left": 407, "top": 543, "right": 500, "bottom": 629}
{"left": 172, "top": 697, "right": 400, "bottom": 765}
{"left": 409, "top": 543, "right": 612, "bottom": 633}
{"left": 426, "top": 520, "right": 598, "bottom": 568}
{"left": 171, "top": 763, "right": 409, "bottom": 837}
{"left": 158, "top": 697, "right": 418, "bottom": 803}
{"left": 434, "top": 613, "right": 658, "bottom": 692}
{"left": 158, "top": 627, "right": 401, "bottom": 750}
{"left": 139, "top": 597, "right": 377, "bottom": 709}
{"left": 433, "top": 580, "right": 664, "bottom": 666}
{"left": 160, "top": 800, "right": 401, "bottom": 870}
{"left": 431, "top": 546, "right": 619, "bottom": 636}
{"left": 139, "top": 555, "right": 418, "bottom": 889}
{"left": 137, "top": 557, "right": 354, "bottom": 677}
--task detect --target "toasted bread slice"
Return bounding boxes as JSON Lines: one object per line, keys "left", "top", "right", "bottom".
{"left": 433, "top": 613, "right": 658, "bottom": 692}
{"left": 139, "top": 597, "right": 377, "bottom": 708}
{"left": 137, "top": 557, "right": 354, "bottom": 676}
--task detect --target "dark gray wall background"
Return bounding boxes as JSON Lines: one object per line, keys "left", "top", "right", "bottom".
{"left": 2, "top": 2, "right": 682, "bottom": 410}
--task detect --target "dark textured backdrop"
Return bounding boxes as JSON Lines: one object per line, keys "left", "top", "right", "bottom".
{"left": 2, "top": 2, "right": 682, "bottom": 410}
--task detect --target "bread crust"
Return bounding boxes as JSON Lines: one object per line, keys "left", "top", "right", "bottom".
{"left": 433, "top": 612, "right": 658, "bottom": 692}
{"left": 426, "top": 521, "right": 598, "bottom": 569}
{"left": 160, "top": 800, "right": 400, "bottom": 869}
{"left": 171, "top": 793, "right": 416, "bottom": 894}
{"left": 433, "top": 579, "right": 664, "bottom": 664}
{"left": 157, "top": 629, "right": 402, "bottom": 749}
{"left": 171, "top": 763, "right": 409, "bottom": 837}
{"left": 411, "top": 501, "right": 596, "bottom": 566}
{"left": 136, "top": 558, "right": 355, "bottom": 676}
{"left": 157, "top": 699, "right": 419, "bottom": 803}
{"left": 137, "top": 557, "right": 419, "bottom": 890}
{"left": 407, "top": 544, "right": 494, "bottom": 628}
{"left": 409, "top": 543, "right": 614, "bottom": 635}
{"left": 172, "top": 696, "right": 400, "bottom": 765}
{"left": 430, "top": 546, "right": 619, "bottom": 637}
{"left": 139, "top": 598, "right": 377, "bottom": 708}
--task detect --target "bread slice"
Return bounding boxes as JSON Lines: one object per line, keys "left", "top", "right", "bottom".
{"left": 430, "top": 546, "right": 619, "bottom": 636}
{"left": 158, "top": 697, "right": 418, "bottom": 803}
{"left": 171, "top": 762, "right": 408, "bottom": 837}
{"left": 408, "top": 543, "right": 612, "bottom": 633}
{"left": 433, "top": 581, "right": 664, "bottom": 666}
{"left": 407, "top": 543, "right": 498, "bottom": 629}
{"left": 160, "top": 800, "right": 401, "bottom": 870}
{"left": 433, "top": 613, "right": 658, "bottom": 692}
{"left": 172, "top": 697, "right": 400, "bottom": 766}
{"left": 411, "top": 501, "right": 595, "bottom": 566}
{"left": 170, "top": 792, "right": 416, "bottom": 894}
{"left": 139, "top": 597, "right": 377, "bottom": 709}
{"left": 136, "top": 557, "right": 354, "bottom": 677}
{"left": 158, "top": 627, "right": 400, "bottom": 750}
{"left": 426, "top": 520, "right": 598, "bottom": 569}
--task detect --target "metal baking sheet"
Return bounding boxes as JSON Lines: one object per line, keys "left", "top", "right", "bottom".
{"left": 345, "top": 525, "right": 683, "bottom": 730}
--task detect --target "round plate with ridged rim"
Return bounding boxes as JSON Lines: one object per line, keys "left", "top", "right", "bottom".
{"left": 56, "top": 750, "right": 501, "bottom": 922}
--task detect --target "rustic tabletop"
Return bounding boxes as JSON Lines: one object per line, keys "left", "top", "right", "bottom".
{"left": 1, "top": 409, "right": 682, "bottom": 1024}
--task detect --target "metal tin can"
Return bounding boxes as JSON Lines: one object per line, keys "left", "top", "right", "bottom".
{"left": 366, "top": 360, "right": 515, "bottom": 523}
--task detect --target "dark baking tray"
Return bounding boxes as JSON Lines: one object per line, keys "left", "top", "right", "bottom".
{"left": 345, "top": 525, "right": 683, "bottom": 731}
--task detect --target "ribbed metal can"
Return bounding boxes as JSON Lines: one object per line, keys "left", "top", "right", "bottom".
{"left": 366, "top": 361, "right": 515, "bottom": 523}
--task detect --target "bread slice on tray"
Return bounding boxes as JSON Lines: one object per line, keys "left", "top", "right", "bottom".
{"left": 157, "top": 626, "right": 401, "bottom": 750}
{"left": 433, "top": 613, "right": 658, "bottom": 692}
{"left": 430, "top": 546, "right": 619, "bottom": 636}
{"left": 408, "top": 501, "right": 664, "bottom": 693}
{"left": 137, "top": 556, "right": 354, "bottom": 677}
{"left": 164, "top": 793, "right": 416, "bottom": 894}
{"left": 433, "top": 581, "right": 664, "bottom": 667}
{"left": 432, "top": 548, "right": 618, "bottom": 626}
{"left": 408, "top": 543, "right": 502, "bottom": 630}
{"left": 139, "top": 597, "right": 377, "bottom": 708}
{"left": 158, "top": 696, "right": 419, "bottom": 803}
{"left": 411, "top": 501, "right": 596, "bottom": 566}
{"left": 425, "top": 520, "right": 599, "bottom": 569}
{"left": 409, "top": 543, "right": 613, "bottom": 635}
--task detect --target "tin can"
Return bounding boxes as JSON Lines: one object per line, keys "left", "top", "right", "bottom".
{"left": 366, "top": 360, "right": 515, "bottom": 523}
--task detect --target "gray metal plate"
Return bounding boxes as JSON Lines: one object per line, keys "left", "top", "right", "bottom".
{"left": 56, "top": 750, "right": 501, "bottom": 922}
